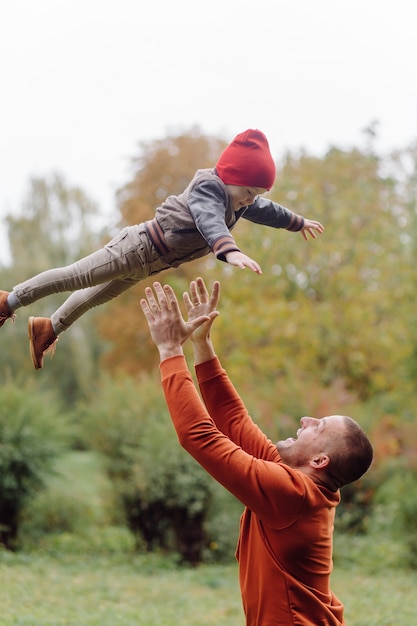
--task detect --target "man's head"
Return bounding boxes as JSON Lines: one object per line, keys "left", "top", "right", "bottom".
{"left": 277, "top": 415, "right": 373, "bottom": 491}
{"left": 216, "top": 129, "right": 276, "bottom": 190}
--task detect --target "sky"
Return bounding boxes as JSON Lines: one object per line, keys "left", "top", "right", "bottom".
{"left": 1, "top": 0, "right": 416, "bottom": 263}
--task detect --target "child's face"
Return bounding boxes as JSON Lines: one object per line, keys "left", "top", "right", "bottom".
{"left": 226, "top": 185, "right": 267, "bottom": 211}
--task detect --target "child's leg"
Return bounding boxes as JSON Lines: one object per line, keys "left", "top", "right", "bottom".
{"left": 12, "top": 226, "right": 152, "bottom": 307}
{"left": 50, "top": 277, "right": 139, "bottom": 334}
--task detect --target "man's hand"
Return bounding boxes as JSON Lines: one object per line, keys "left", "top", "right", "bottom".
{"left": 300, "top": 219, "right": 325, "bottom": 240}
{"left": 183, "top": 277, "right": 220, "bottom": 346}
{"left": 140, "top": 282, "right": 213, "bottom": 361}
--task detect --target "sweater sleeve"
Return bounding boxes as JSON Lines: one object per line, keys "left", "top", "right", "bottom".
{"left": 241, "top": 197, "right": 305, "bottom": 231}
{"left": 188, "top": 180, "right": 240, "bottom": 260}
{"left": 160, "top": 355, "right": 307, "bottom": 526}
{"left": 195, "top": 357, "right": 279, "bottom": 461}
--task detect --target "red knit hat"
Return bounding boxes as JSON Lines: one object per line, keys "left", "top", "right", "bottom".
{"left": 216, "top": 129, "right": 276, "bottom": 190}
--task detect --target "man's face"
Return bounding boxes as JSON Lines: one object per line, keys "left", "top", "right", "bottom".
{"left": 276, "top": 415, "right": 346, "bottom": 469}
{"left": 226, "top": 185, "right": 267, "bottom": 211}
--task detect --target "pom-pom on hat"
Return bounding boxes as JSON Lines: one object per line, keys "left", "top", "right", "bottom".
{"left": 216, "top": 129, "right": 276, "bottom": 190}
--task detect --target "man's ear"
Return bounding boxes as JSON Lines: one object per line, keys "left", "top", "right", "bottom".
{"left": 309, "top": 454, "right": 330, "bottom": 470}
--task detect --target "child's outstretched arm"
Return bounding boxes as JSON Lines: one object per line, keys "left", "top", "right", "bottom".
{"left": 224, "top": 251, "right": 262, "bottom": 274}
{"left": 300, "top": 219, "right": 325, "bottom": 240}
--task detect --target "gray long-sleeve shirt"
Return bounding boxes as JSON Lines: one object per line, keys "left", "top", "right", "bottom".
{"left": 145, "top": 168, "right": 304, "bottom": 267}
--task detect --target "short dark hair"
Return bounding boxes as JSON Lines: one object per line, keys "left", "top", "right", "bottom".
{"left": 328, "top": 416, "right": 373, "bottom": 488}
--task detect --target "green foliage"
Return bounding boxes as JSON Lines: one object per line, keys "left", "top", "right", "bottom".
{"left": 204, "top": 144, "right": 416, "bottom": 403}
{"left": 19, "top": 451, "right": 118, "bottom": 547}
{"left": 0, "top": 172, "right": 107, "bottom": 408}
{"left": 6, "top": 172, "right": 101, "bottom": 274}
{"left": 372, "top": 463, "right": 417, "bottom": 568}
{"left": 333, "top": 528, "right": 406, "bottom": 574}
{"left": 1, "top": 131, "right": 417, "bottom": 568}
{"left": 203, "top": 484, "right": 242, "bottom": 562}
{"left": 0, "top": 379, "right": 70, "bottom": 549}
{"left": 80, "top": 372, "right": 232, "bottom": 564}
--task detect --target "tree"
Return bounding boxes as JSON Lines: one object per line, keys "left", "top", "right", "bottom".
{"left": 97, "top": 127, "right": 227, "bottom": 375}
{"left": 91, "top": 128, "right": 417, "bottom": 545}
{"left": 6, "top": 172, "right": 100, "bottom": 274}
{"left": 96, "top": 129, "right": 417, "bottom": 396}
{"left": 203, "top": 144, "right": 416, "bottom": 406}
{"left": 96, "top": 128, "right": 417, "bottom": 453}
{"left": 1, "top": 173, "right": 107, "bottom": 406}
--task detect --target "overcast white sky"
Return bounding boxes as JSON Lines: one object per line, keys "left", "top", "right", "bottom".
{"left": 1, "top": 0, "right": 416, "bottom": 262}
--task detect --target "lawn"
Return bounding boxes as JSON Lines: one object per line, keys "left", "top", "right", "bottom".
{"left": 1, "top": 550, "right": 241, "bottom": 626}
{"left": 1, "top": 547, "right": 416, "bottom": 626}
{"left": 332, "top": 566, "right": 417, "bottom": 626}
{"left": 1, "top": 452, "right": 415, "bottom": 625}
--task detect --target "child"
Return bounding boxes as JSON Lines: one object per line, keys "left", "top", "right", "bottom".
{"left": 0, "top": 129, "right": 324, "bottom": 370}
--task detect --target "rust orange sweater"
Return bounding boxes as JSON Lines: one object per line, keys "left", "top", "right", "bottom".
{"left": 161, "top": 355, "right": 345, "bottom": 626}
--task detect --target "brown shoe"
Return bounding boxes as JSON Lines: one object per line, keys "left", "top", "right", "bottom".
{"left": 0, "top": 290, "right": 16, "bottom": 327}
{"left": 28, "top": 317, "right": 58, "bottom": 370}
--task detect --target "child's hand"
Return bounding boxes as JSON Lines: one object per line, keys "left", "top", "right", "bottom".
{"left": 300, "top": 219, "right": 325, "bottom": 240}
{"left": 225, "top": 251, "right": 262, "bottom": 274}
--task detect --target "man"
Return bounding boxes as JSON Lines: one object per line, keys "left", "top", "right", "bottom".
{"left": 140, "top": 277, "right": 373, "bottom": 626}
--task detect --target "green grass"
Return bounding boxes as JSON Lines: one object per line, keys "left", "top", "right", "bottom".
{"left": 2, "top": 451, "right": 416, "bottom": 625}
{"left": 0, "top": 551, "right": 241, "bottom": 626}
{"left": 1, "top": 548, "right": 417, "bottom": 626}
{"left": 332, "top": 566, "right": 417, "bottom": 626}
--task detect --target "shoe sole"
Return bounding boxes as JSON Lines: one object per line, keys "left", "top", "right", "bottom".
{"left": 28, "top": 316, "right": 41, "bottom": 370}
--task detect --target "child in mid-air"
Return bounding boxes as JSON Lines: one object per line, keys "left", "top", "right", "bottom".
{"left": 0, "top": 129, "right": 324, "bottom": 370}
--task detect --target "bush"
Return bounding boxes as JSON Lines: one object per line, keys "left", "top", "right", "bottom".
{"left": 334, "top": 474, "right": 375, "bottom": 534}
{"left": 0, "top": 378, "right": 70, "bottom": 549}
{"left": 81, "top": 373, "right": 240, "bottom": 565}
{"left": 203, "top": 484, "right": 242, "bottom": 562}
{"left": 372, "top": 462, "right": 417, "bottom": 569}
{"left": 19, "top": 450, "right": 114, "bottom": 545}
